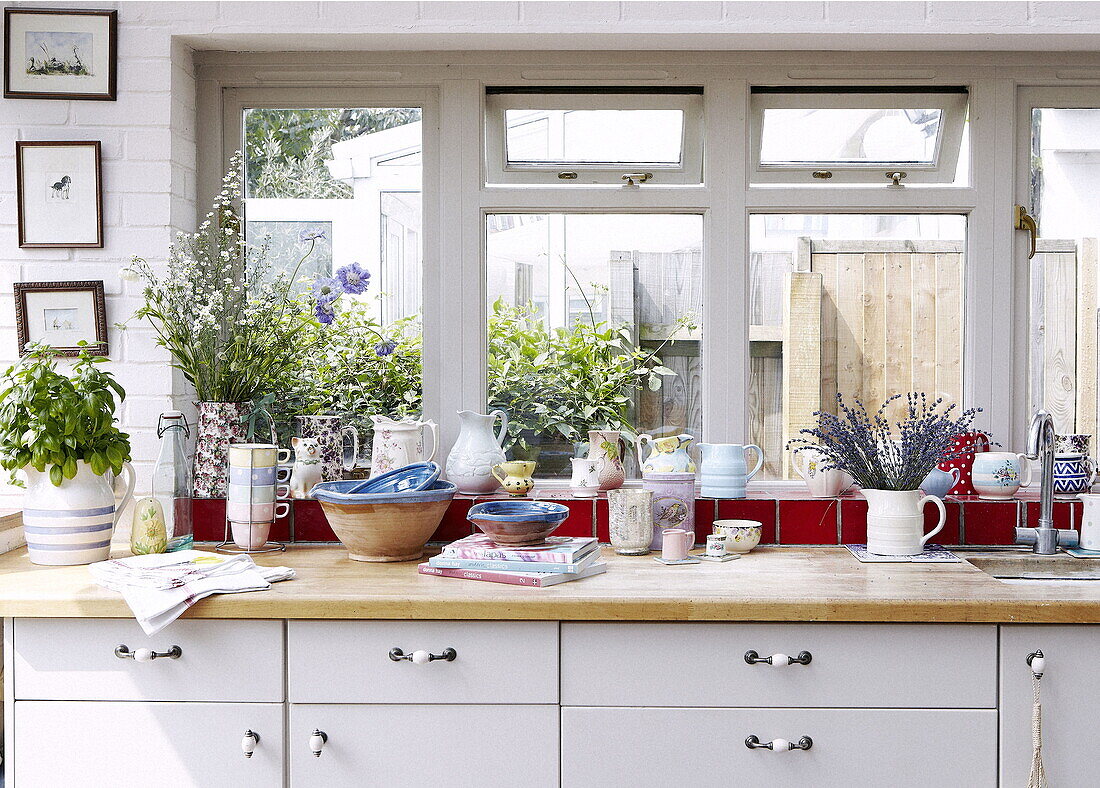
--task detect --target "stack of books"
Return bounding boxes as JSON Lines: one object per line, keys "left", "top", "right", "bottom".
{"left": 418, "top": 534, "right": 606, "bottom": 587}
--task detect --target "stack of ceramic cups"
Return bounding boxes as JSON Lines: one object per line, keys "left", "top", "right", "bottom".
{"left": 1053, "top": 433, "right": 1095, "bottom": 498}
{"left": 226, "top": 444, "right": 291, "bottom": 550}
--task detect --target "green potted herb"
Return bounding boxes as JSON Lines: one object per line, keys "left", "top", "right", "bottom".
{"left": 0, "top": 344, "right": 135, "bottom": 565}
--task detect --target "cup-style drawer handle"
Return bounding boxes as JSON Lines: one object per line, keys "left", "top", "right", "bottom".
{"left": 745, "top": 735, "right": 813, "bottom": 752}
{"left": 744, "top": 650, "right": 811, "bottom": 667}
{"left": 241, "top": 730, "right": 260, "bottom": 758}
{"left": 309, "top": 729, "right": 328, "bottom": 757}
{"left": 389, "top": 647, "right": 457, "bottom": 664}
{"left": 115, "top": 644, "right": 182, "bottom": 662}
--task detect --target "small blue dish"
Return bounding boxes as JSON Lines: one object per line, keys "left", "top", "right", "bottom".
{"left": 344, "top": 462, "right": 441, "bottom": 496}
{"left": 467, "top": 500, "right": 570, "bottom": 546}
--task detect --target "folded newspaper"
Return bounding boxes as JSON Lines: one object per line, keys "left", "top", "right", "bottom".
{"left": 89, "top": 550, "right": 295, "bottom": 635}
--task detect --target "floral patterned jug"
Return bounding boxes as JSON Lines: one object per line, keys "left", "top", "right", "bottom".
{"left": 586, "top": 429, "right": 626, "bottom": 491}
{"left": 369, "top": 416, "right": 439, "bottom": 478}
{"left": 637, "top": 433, "right": 696, "bottom": 474}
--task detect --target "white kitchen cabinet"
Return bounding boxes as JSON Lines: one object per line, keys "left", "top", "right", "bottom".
{"left": 561, "top": 707, "right": 998, "bottom": 788}
{"left": 1000, "top": 625, "right": 1100, "bottom": 787}
{"left": 12, "top": 700, "right": 284, "bottom": 787}
{"left": 290, "top": 703, "right": 560, "bottom": 787}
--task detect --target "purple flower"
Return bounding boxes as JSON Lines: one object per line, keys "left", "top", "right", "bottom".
{"left": 311, "top": 276, "right": 341, "bottom": 304}
{"left": 314, "top": 299, "right": 336, "bottom": 325}
{"left": 298, "top": 227, "right": 327, "bottom": 243}
{"left": 336, "top": 262, "right": 370, "bottom": 295}
{"left": 374, "top": 339, "right": 397, "bottom": 357}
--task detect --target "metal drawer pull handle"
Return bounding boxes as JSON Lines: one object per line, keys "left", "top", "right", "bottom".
{"left": 745, "top": 735, "right": 813, "bottom": 752}
{"left": 114, "top": 644, "right": 182, "bottom": 662}
{"left": 309, "top": 729, "right": 328, "bottom": 757}
{"left": 744, "top": 650, "right": 811, "bottom": 667}
{"left": 389, "top": 647, "right": 457, "bottom": 664}
{"left": 241, "top": 730, "right": 260, "bottom": 758}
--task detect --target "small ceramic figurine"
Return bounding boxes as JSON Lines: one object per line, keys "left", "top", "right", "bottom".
{"left": 290, "top": 437, "right": 323, "bottom": 499}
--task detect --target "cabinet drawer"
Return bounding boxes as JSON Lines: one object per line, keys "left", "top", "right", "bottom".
{"left": 13, "top": 618, "right": 284, "bottom": 702}
{"left": 562, "top": 622, "right": 995, "bottom": 708}
{"left": 288, "top": 620, "right": 558, "bottom": 704}
{"left": 13, "top": 700, "right": 284, "bottom": 787}
{"left": 291, "top": 704, "right": 559, "bottom": 787}
{"left": 562, "top": 707, "right": 996, "bottom": 788}
{"left": 1000, "top": 625, "right": 1100, "bottom": 787}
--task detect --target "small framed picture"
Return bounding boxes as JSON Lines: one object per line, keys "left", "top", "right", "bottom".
{"left": 14, "top": 281, "right": 108, "bottom": 357}
{"left": 16, "top": 140, "right": 103, "bottom": 248}
{"left": 4, "top": 7, "right": 117, "bottom": 100}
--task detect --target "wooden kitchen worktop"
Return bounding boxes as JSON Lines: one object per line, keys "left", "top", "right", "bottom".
{"left": 1, "top": 545, "right": 1100, "bottom": 622}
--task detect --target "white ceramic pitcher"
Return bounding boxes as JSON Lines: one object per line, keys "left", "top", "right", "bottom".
{"left": 863, "top": 488, "right": 946, "bottom": 556}
{"left": 369, "top": 416, "right": 439, "bottom": 478}
{"left": 793, "top": 447, "right": 854, "bottom": 498}
{"left": 445, "top": 410, "right": 509, "bottom": 494}
{"left": 22, "top": 461, "right": 136, "bottom": 566}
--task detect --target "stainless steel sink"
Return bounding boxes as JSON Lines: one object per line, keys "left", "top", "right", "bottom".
{"left": 968, "top": 553, "right": 1100, "bottom": 581}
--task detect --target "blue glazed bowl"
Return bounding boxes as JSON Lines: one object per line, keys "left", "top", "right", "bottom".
{"left": 466, "top": 500, "right": 571, "bottom": 546}
{"left": 341, "top": 462, "right": 441, "bottom": 497}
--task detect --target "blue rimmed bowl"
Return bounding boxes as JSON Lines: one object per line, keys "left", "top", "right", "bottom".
{"left": 310, "top": 479, "right": 456, "bottom": 562}
{"left": 466, "top": 500, "right": 570, "bottom": 546}
{"left": 344, "top": 462, "right": 441, "bottom": 496}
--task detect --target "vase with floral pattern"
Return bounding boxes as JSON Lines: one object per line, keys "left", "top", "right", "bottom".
{"left": 586, "top": 429, "right": 626, "bottom": 491}
{"left": 193, "top": 401, "right": 249, "bottom": 498}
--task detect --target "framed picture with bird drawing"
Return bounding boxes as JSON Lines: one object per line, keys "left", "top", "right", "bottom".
{"left": 16, "top": 140, "right": 103, "bottom": 248}
{"left": 4, "top": 7, "right": 117, "bottom": 100}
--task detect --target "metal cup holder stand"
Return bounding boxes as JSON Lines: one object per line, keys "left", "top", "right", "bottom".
{"left": 215, "top": 444, "right": 287, "bottom": 555}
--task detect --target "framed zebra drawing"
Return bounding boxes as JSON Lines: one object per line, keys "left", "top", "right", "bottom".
{"left": 16, "top": 140, "right": 103, "bottom": 248}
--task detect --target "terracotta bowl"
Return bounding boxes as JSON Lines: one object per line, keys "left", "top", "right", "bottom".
{"left": 467, "top": 500, "right": 571, "bottom": 546}
{"left": 312, "top": 480, "right": 456, "bottom": 562}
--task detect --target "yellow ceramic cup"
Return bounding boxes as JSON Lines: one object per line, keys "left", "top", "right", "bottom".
{"left": 492, "top": 460, "right": 536, "bottom": 497}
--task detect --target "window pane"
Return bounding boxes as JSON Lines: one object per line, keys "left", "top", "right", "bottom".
{"left": 242, "top": 107, "right": 424, "bottom": 457}
{"left": 1028, "top": 108, "right": 1100, "bottom": 439}
{"left": 505, "top": 109, "right": 684, "bottom": 165}
{"left": 760, "top": 108, "right": 942, "bottom": 165}
{"left": 749, "top": 214, "right": 966, "bottom": 479}
{"left": 486, "top": 214, "right": 703, "bottom": 478}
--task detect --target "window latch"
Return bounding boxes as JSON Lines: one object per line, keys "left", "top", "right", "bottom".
{"left": 886, "top": 171, "right": 907, "bottom": 188}
{"left": 1015, "top": 204, "right": 1038, "bottom": 260}
{"left": 621, "top": 172, "right": 652, "bottom": 186}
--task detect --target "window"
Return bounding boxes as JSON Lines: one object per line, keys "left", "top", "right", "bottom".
{"left": 485, "top": 88, "right": 704, "bottom": 185}
{"left": 750, "top": 88, "right": 969, "bottom": 185}
{"left": 239, "top": 105, "right": 425, "bottom": 451}
{"left": 748, "top": 214, "right": 966, "bottom": 479}
{"left": 486, "top": 214, "right": 703, "bottom": 478}
{"left": 1027, "top": 105, "right": 1100, "bottom": 438}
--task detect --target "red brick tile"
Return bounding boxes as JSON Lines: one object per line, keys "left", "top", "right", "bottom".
{"left": 778, "top": 499, "right": 840, "bottom": 544}
{"left": 551, "top": 499, "right": 596, "bottom": 538}
{"left": 192, "top": 498, "right": 225, "bottom": 542}
{"left": 432, "top": 498, "right": 474, "bottom": 543}
{"left": 293, "top": 499, "right": 336, "bottom": 542}
{"left": 596, "top": 497, "right": 610, "bottom": 542}
{"left": 962, "top": 500, "right": 1020, "bottom": 545}
{"left": 715, "top": 498, "right": 776, "bottom": 544}
{"left": 840, "top": 498, "right": 868, "bottom": 544}
{"left": 692, "top": 499, "right": 716, "bottom": 545}
{"left": 1024, "top": 500, "right": 1076, "bottom": 531}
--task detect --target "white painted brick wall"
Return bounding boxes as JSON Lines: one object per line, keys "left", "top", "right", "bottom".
{"left": 4, "top": 0, "right": 1100, "bottom": 511}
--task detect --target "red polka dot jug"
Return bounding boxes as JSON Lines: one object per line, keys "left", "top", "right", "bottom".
{"left": 938, "top": 431, "right": 991, "bottom": 495}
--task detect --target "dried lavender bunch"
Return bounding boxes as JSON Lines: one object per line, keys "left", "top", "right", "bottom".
{"left": 787, "top": 393, "right": 985, "bottom": 491}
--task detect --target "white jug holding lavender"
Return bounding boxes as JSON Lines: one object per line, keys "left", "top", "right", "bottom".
{"left": 863, "top": 489, "right": 946, "bottom": 556}
{"left": 369, "top": 415, "right": 438, "bottom": 478}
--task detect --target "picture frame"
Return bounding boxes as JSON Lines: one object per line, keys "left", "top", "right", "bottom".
{"left": 3, "top": 7, "right": 117, "bottom": 100}
{"left": 14, "top": 281, "right": 109, "bottom": 358}
{"left": 16, "top": 140, "right": 103, "bottom": 248}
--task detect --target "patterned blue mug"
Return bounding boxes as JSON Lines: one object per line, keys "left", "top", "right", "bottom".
{"left": 1054, "top": 455, "right": 1096, "bottom": 496}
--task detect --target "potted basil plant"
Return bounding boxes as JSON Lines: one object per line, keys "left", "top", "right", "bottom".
{"left": 0, "top": 344, "right": 135, "bottom": 565}
{"left": 789, "top": 393, "right": 984, "bottom": 556}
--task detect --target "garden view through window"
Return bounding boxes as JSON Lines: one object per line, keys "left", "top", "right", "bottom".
{"left": 486, "top": 214, "right": 703, "bottom": 479}
{"left": 242, "top": 106, "right": 424, "bottom": 453}
{"left": 749, "top": 214, "right": 966, "bottom": 479}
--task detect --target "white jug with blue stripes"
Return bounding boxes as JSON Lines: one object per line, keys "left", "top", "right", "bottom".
{"left": 22, "top": 461, "right": 136, "bottom": 565}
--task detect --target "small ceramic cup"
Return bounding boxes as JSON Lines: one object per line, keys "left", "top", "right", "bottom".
{"left": 228, "top": 443, "right": 291, "bottom": 468}
{"left": 713, "top": 519, "right": 762, "bottom": 554}
{"left": 230, "top": 519, "right": 272, "bottom": 551}
{"left": 1056, "top": 433, "right": 1092, "bottom": 456}
{"left": 228, "top": 465, "right": 291, "bottom": 486}
{"left": 705, "top": 533, "right": 727, "bottom": 558}
{"left": 972, "top": 452, "right": 1032, "bottom": 500}
{"left": 660, "top": 528, "right": 693, "bottom": 561}
{"left": 227, "top": 483, "right": 290, "bottom": 504}
{"left": 226, "top": 500, "right": 289, "bottom": 523}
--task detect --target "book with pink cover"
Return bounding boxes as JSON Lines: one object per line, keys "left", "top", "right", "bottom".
{"left": 440, "top": 534, "right": 597, "bottom": 563}
{"left": 418, "top": 561, "right": 607, "bottom": 587}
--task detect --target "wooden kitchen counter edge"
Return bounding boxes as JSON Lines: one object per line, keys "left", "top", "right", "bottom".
{"left": 0, "top": 545, "right": 1097, "bottom": 623}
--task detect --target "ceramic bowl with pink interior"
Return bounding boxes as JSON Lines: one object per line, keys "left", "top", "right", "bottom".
{"left": 466, "top": 500, "right": 570, "bottom": 546}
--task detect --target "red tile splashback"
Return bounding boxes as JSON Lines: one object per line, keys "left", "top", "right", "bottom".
{"left": 188, "top": 488, "right": 1048, "bottom": 548}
